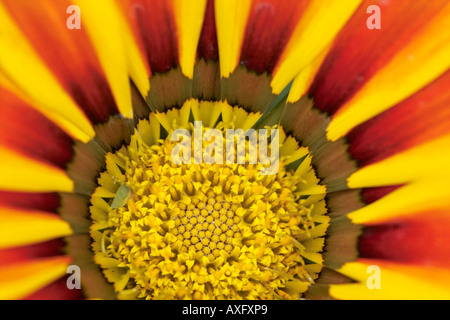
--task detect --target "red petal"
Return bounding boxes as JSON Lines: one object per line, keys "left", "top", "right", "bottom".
{"left": 2, "top": 0, "right": 119, "bottom": 124}
{"left": 120, "top": 0, "right": 179, "bottom": 74}
{"left": 0, "top": 191, "right": 60, "bottom": 213}
{"left": 359, "top": 209, "right": 450, "bottom": 268}
{"left": 197, "top": 0, "right": 218, "bottom": 61}
{"left": 24, "top": 277, "right": 83, "bottom": 300}
{"left": 0, "top": 88, "right": 74, "bottom": 169}
{"left": 309, "top": 0, "right": 447, "bottom": 115}
{"left": 0, "top": 239, "right": 64, "bottom": 266}
{"left": 360, "top": 186, "right": 402, "bottom": 205}
{"left": 240, "top": 0, "right": 309, "bottom": 74}
{"left": 347, "top": 70, "right": 450, "bottom": 166}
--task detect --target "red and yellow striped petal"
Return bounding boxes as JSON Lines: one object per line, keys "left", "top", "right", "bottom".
{"left": 330, "top": 259, "right": 450, "bottom": 300}
{"left": 0, "top": 87, "right": 74, "bottom": 170}
{"left": 0, "top": 146, "right": 74, "bottom": 193}
{"left": 0, "top": 206, "right": 73, "bottom": 249}
{"left": 359, "top": 209, "right": 450, "bottom": 268}
{"left": 0, "top": 191, "right": 60, "bottom": 213}
{"left": 0, "top": 256, "right": 72, "bottom": 300}
{"left": 0, "top": 239, "right": 64, "bottom": 266}
{"left": 215, "top": 0, "right": 252, "bottom": 78}
{"left": 326, "top": 2, "right": 450, "bottom": 141}
{"left": 271, "top": 0, "right": 362, "bottom": 94}
{"left": 120, "top": 0, "right": 205, "bottom": 80}
{"left": 197, "top": 0, "right": 218, "bottom": 61}
{"left": 0, "top": 240, "right": 81, "bottom": 299}
{"left": 360, "top": 186, "right": 401, "bottom": 205}
{"left": 24, "top": 277, "right": 83, "bottom": 300}
{"left": 0, "top": 1, "right": 118, "bottom": 129}
{"left": 172, "top": 0, "right": 208, "bottom": 78}
{"left": 239, "top": 0, "right": 309, "bottom": 74}
{"left": 347, "top": 179, "right": 450, "bottom": 225}
{"left": 347, "top": 69, "right": 450, "bottom": 167}
{"left": 75, "top": 0, "right": 149, "bottom": 114}
{"left": 347, "top": 133, "right": 450, "bottom": 188}
{"left": 120, "top": 0, "right": 178, "bottom": 74}
{"left": 309, "top": 0, "right": 448, "bottom": 115}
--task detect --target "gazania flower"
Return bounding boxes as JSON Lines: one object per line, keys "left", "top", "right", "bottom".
{"left": 1, "top": 0, "right": 450, "bottom": 300}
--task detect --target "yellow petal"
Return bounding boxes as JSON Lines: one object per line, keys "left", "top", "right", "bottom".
{"left": 0, "top": 2, "right": 94, "bottom": 142}
{"left": 347, "top": 179, "right": 450, "bottom": 225}
{"left": 137, "top": 113, "right": 161, "bottom": 147}
{"left": 286, "top": 45, "right": 330, "bottom": 103}
{"left": 0, "top": 206, "right": 73, "bottom": 249}
{"left": 330, "top": 259, "right": 450, "bottom": 300}
{"left": 327, "top": 3, "right": 450, "bottom": 141}
{"left": 0, "top": 146, "right": 74, "bottom": 193}
{"left": 271, "top": 0, "right": 362, "bottom": 94}
{"left": 0, "top": 256, "right": 71, "bottom": 299}
{"left": 190, "top": 99, "right": 223, "bottom": 128}
{"left": 155, "top": 100, "right": 191, "bottom": 132}
{"left": 221, "top": 101, "right": 262, "bottom": 131}
{"left": 75, "top": 0, "right": 149, "bottom": 116}
{"left": 348, "top": 134, "right": 450, "bottom": 188}
{"left": 173, "top": 0, "right": 208, "bottom": 79}
{"left": 215, "top": 0, "right": 252, "bottom": 78}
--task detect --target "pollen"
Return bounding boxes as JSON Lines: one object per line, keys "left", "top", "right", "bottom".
{"left": 89, "top": 109, "right": 328, "bottom": 300}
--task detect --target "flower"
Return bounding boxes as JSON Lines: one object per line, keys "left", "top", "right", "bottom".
{"left": 1, "top": 0, "right": 450, "bottom": 300}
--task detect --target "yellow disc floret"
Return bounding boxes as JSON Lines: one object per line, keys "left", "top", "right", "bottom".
{"left": 89, "top": 101, "right": 328, "bottom": 300}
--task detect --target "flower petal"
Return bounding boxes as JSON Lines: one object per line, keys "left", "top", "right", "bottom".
{"left": 0, "top": 87, "right": 74, "bottom": 170}
{"left": 0, "top": 239, "right": 64, "bottom": 266}
{"left": 286, "top": 46, "right": 329, "bottom": 103}
{"left": 347, "top": 179, "right": 450, "bottom": 224}
{"left": 3, "top": 0, "right": 125, "bottom": 123}
{"left": 24, "top": 277, "right": 83, "bottom": 300}
{"left": 347, "top": 133, "right": 450, "bottom": 188}
{"left": 75, "top": 0, "right": 149, "bottom": 115}
{"left": 0, "top": 146, "right": 74, "bottom": 193}
{"left": 0, "top": 191, "right": 60, "bottom": 213}
{"left": 172, "top": 0, "right": 208, "bottom": 78}
{"left": 309, "top": 1, "right": 448, "bottom": 115}
{"left": 360, "top": 186, "right": 401, "bottom": 205}
{"left": 347, "top": 70, "right": 450, "bottom": 167}
{"left": 240, "top": 0, "right": 310, "bottom": 74}
{"left": 359, "top": 210, "right": 450, "bottom": 268}
{"left": 330, "top": 259, "right": 450, "bottom": 299}
{"left": 326, "top": 2, "right": 450, "bottom": 141}
{"left": 120, "top": 0, "right": 180, "bottom": 74}
{"left": 0, "top": 1, "right": 96, "bottom": 140}
{"left": 197, "top": 0, "right": 219, "bottom": 61}
{"left": 0, "top": 256, "right": 71, "bottom": 300}
{"left": 215, "top": 0, "right": 252, "bottom": 78}
{"left": 0, "top": 206, "right": 73, "bottom": 249}
{"left": 271, "top": 0, "right": 362, "bottom": 94}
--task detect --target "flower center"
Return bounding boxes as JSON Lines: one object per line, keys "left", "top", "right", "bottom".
{"left": 174, "top": 193, "right": 241, "bottom": 258}
{"left": 89, "top": 103, "right": 327, "bottom": 300}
